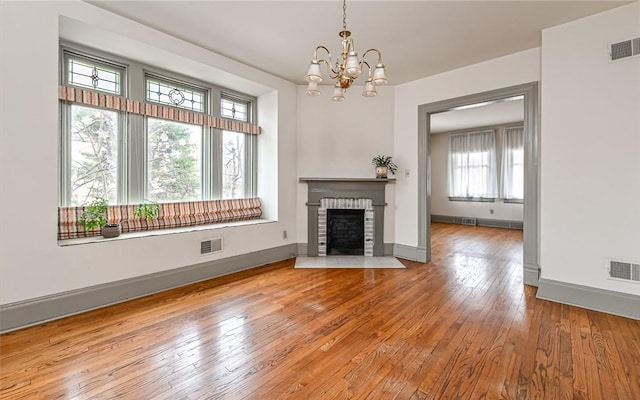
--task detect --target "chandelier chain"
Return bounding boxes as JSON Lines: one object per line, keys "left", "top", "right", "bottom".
{"left": 343, "top": 0, "right": 347, "bottom": 31}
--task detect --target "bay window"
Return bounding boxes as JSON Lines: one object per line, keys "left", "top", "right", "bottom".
{"left": 58, "top": 44, "right": 261, "bottom": 239}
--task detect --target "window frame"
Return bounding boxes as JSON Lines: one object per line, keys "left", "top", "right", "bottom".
{"left": 501, "top": 125, "right": 525, "bottom": 204}
{"left": 219, "top": 93, "right": 257, "bottom": 199}
{"left": 145, "top": 73, "right": 208, "bottom": 113}
{"left": 447, "top": 130, "right": 498, "bottom": 202}
{"left": 59, "top": 42, "right": 258, "bottom": 208}
{"left": 62, "top": 49, "right": 127, "bottom": 96}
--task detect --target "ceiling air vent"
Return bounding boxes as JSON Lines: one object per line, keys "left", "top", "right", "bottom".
{"left": 608, "top": 260, "right": 640, "bottom": 283}
{"left": 201, "top": 237, "right": 223, "bottom": 256}
{"left": 609, "top": 37, "right": 640, "bottom": 62}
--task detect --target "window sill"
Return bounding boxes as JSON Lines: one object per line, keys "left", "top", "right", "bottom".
{"left": 58, "top": 218, "right": 274, "bottom": 247}
{"left": 448, "top": 197, "right": 496, "bottom": 203}
{"left": 503, "top": 198, "right": 524, "bottom": 204}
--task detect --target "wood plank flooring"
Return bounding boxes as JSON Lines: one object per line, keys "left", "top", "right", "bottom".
{"left": 1, "top": 222, "right": 639, "bottom": 399}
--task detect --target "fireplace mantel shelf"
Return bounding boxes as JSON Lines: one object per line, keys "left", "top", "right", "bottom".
{"left": 299, "top": 177, "right": 396, "bottom": 183}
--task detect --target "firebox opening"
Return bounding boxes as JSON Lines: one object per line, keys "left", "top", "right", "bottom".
{"left": 327, "top": 209, "right": 365, "bottom": 256}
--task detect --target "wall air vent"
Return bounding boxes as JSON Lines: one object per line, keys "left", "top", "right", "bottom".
{"left": 609, "top": 37, "right": 640, "bottom": 62}
{"left": 200, "top": 237, "right": 223, "bottom": 256}
{"left": 608, "top": 260, "right": 640, "bottom": 283}
{"left": 461, "top": 217, "right": 477, "bottom": 226}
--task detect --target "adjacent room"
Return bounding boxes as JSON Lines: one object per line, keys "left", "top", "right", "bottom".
{"left": 1, "top": 1, "right": 639, "bottom": 398}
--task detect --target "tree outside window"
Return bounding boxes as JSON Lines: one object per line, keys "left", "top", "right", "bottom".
{"left": 70, "top": 105, "right": 118, "bottom": 206}
{"left": 147, "top": 118, "right": 202, "bottom": 202}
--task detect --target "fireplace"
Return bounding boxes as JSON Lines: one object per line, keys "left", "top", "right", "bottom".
{"left": 318, "top": 198, "right": 374, "bottom": 256}
{"left": 327, "top": 209, "right": 365, "bottom": 255}
{"left": 300, "top": 178, "right": 394, "bottom": 257}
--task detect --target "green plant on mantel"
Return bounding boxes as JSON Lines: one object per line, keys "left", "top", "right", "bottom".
{"left": 371, "top": 155, "right": 398, "bottom": 175}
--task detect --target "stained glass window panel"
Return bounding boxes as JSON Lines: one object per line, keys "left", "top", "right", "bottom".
{"left": 68, "top": 58, "right": 121, "bottom": 95}
{"left": 221, "top": 98, "right": 248, "bottom": 122}
{"left": 145, "top": 78, "right": 205, "bottom": 112}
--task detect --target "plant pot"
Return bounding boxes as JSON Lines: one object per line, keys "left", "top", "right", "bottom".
{"left": 375, "top": 166, "right": 388, "bottom": 179}
{"left": 102, "top": 223, "right": 121, "bottom": 238}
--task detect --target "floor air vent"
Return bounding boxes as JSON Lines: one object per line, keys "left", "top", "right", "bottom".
{"left": 609, "top": 37, "right": 640, "bottom": 61}
{"left": 608, "top": 260, "right": 640, "bottom": 283}
{"left": 461, "top": 217, "right": 477, "bottom": 226}
{"left": 201, "top": 237, "right": 223, "bottom": 255}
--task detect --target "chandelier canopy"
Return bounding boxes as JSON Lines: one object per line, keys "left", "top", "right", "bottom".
{"left": 304, "top": 0, "right": 388, "bottom": 101}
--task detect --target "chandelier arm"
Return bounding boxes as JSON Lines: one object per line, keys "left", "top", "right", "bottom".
{"left": 361, "top": 48, "right": 384, "bottom": 65}
{"left": 360, "top": 60, "right": 372, "bottom": 78}
{"left": 313, "top": 45, "right": 331, "bottom": 61}
{"left": 313, "top": 46, "right": 341, "bottom": 77}
{"left": 317, "top": 59, "right": 340, "bottom": 80}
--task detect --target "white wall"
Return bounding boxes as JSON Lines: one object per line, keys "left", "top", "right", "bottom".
{"left": 296, "top": 85, "right": 395, "bottom": 244}
{"left": 431, "top": 130, "right": 524, "bottom": 222}
{"left": 540, "top": 2, "right": 640, "bottom": 294}
{"left": 0, "top": 2, "right": 298, "bottom": 305}
{"left": 393, "top": 48, "right": 541, "bottom": 247}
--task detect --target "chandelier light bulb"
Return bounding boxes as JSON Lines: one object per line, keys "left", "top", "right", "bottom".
{"left": 345, "top": 52, "right": 362, "bottom": 77}
{"left": 331, "top": 84, "right": 345, "bottom": 101}
{"left": 305, "top": 61, "right": 323, "bottom": 83}
{"left": 306, "top": 81, "right": 321, "bottom": 96}
{"left": 372, "top": 64, "right": 388, "bottom": 85}
{"left": 362, "top": 79, "right": 378, "bottom": 97}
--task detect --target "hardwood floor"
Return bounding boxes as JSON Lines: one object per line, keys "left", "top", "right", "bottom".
{"left": 1, "top": 223, "right": 639, "bottom": 399}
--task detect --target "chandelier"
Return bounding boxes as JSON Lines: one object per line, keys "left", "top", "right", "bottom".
{"left": 304, "top": 0, "right": 388, "bottom": 101}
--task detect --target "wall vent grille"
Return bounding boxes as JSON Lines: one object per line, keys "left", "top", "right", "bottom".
{"left": 608, "top": 260, "right": 640, "bottom": 283}
{"left": 461, "top": 217, "right": 477, "bottom": 226}
{"left": 609, "top": 37, "right": 640, "bottom": 61}
{"left": 201, "top": 237, "right": 223, "bottom": 255}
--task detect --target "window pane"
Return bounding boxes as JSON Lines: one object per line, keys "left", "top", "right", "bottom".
{"left": 145, "top": 79, "right": 205, "bottom": 112}
{"left": 70, "top": 105, "right": 118, "bottom": 206}
{"left": 147, "top": 118, "right": 202, "bottom": 202}
{"left": 448, "top": 131, "right": 497, "bottom": 199}
{"left": 222, "top": 130, "right": 245, "bottom": 199}
{"left": 511, "top": 149, "right": 524, "bottom": 199}
{"left": 221, "top": 98, "right": 249, "bottom": 122}
{"left": 68, "top": 58, "right": 121, "bottom": 95}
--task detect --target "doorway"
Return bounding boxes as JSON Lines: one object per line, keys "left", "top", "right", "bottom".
{"left": 417, "top": 82, "right": 540, "bottom": 286}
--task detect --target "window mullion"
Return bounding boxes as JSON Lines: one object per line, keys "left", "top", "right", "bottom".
{"left": 127, "top": 114, "right": 146, "bottom": 204}
{"left": 245, "top": 134, "right": 257, "bottom": 197}
{"left": 59, "top": 102, "right": 72, "bottom": 207}
{"left": 211, "top": 128, "right": 223, "bottom": 199}
{"left": 202, "top": 126, "right": 212, "bottom": 200}
{"left": 117, "top": 112, "right": 128, "bottom": 204}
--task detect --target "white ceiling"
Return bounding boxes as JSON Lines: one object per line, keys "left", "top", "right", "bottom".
{"left": 431, "top": 98, "right": 524, "bottom": 133}
{"left": 88, "top": 0, "right": 630, "bottom": 85}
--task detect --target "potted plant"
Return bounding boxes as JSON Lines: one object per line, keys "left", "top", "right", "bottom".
{"left": 134, "top": 200, "right": 160, "bottom": 228}
{"left": 79, "top": 197, "right": 121, "bottom": 238}
{"left": 371, "top": 155, "right": 398, "bottom": 179}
